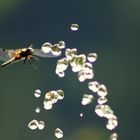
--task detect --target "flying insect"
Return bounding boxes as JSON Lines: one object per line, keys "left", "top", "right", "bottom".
{"left": 0, "top": 45, "right": 61, "bottom": 68}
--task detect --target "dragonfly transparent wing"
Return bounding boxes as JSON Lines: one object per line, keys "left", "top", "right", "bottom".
{"left": 33, "top": 49, "right": 61, "bottom": 58}
{"left": 0, "top": 48, "right": 15, "bottom": 61}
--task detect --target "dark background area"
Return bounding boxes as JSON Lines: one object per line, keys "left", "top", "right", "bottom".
{"left": 0, "top": 0, "right": 140, "bottom": 140}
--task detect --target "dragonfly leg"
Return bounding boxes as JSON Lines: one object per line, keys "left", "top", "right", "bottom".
{"left": 23, "top": 57, "right": 27, "bottom": 64}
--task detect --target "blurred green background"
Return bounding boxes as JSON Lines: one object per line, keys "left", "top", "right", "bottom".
{"left": 0, "top": 0, "right": 139, "bottom": 140}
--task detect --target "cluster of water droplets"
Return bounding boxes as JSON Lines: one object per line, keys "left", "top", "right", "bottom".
{"left": 28, "top": 24, "right": 118, "bottom": 139}
{"left": 54, "top": 38, "right": 118, "bottom": 138}
{"left": 55, "top": 48, "right": 96, "bottom": 82}
{"left": 44, "top": 90, "right": 64, "bottom": 110}
{"left": 41, "top": 41, "right": 65, "bottom": 57}
{"left": 28, "top": 89, "right": 64, "bottom": 139}
{"left": 88, "top": 81, "right": 118, "bottom": 130}
{"left": 28, "top": 119, "right": 45, "bottom": 130}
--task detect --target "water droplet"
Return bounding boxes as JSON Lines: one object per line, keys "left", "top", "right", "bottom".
{"left": 28, "top": 119, "right": 38, "bottom": 130}
{"left": 55, "top": 128, "right": 63, "bottom": 139}
{"left": 41, "top": 42, "right": 52, "bottom": 53}
{"left": 97, "top": 97, "right": 108, "bottom": 104}
{"left": 110, "top": 133, "right": 118, "bottom": 140}
{"left": 58, "top": 41, "right": 65, "bottom": 49}
{"left": 81, "top": 94, "right": 94, "bottom": 105}
{"left": 56, "top": 90, "right": 64, "bottom": 100}
{"left": 58, "top": 71, "right": 65, "bottom": 78}
{"left": 38, "top": 121, "right": 45, "bottom": 130}
{"left": 34, "top": 89, "right": 41, "bottom": 98}
{"left": 83, "top": 62, "right": 93, "bottom": 71}
{"left": 87, "top": 53, "right": 97, "bottom": 62}
{"left": 51, "top": 44, "right": 61, "bottom": 56}
{"left": 103, "top": 106, "right": 114, "bottom": 119}
{"left": 83, "top": 70, "right": 94, "bottom": 80}
{"left": 77, "top": 70, "right": 86, "bottom": 82}
{"left": 95, "top": 105, "right": 104, "bottom": 117}
{"left": 44, "top": 101, "right": 53, "bottom": 110}
{"left": 106, "top": 116, "right": 118, "bottom": 130}
{"left": 56, "top": 58, "right": 69, "bottom": 73}
{"left": 106, "top": 121, "right": 116, "bottom": 130}
{"left": 71, "top": 24, "right": 79, "bottom": 31}
{"left": 95, "top": 104, "right": 115, "bottom": 119}
{"left": 97, "top": 84, "right": 108, "bottom": 97}
{"left": 88, "top": 81, "right": 100, "bottom": 92}
{"left": 70, "top": 54, "right": 86, "bottom": 67}
{"left": 80, "top": 113, "right": 84, "bottom": 117}
{"left": 35, "top": 107, "right": 41, "bottom": 113}
{"left": 45, "top": 91, "right": 58, "bottom": 104}
{"left": 65, "top": 48, "right": 77, "bottom": 60}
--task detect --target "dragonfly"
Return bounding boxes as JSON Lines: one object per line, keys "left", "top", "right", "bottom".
{"left": 0, "top": 45, "right": 61, "bottom": 68}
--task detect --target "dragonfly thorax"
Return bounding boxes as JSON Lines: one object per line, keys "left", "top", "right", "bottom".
{"left": 15, "top": 48, "right": 33, "bottom": 60}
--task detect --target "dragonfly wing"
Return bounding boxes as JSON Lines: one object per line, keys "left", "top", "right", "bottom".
{"left": 0, "top": 48, "right": 15, "bottom": 61}
{"left": 33, "top": 49, "right": 61, "bottom": 58}
{"left": 1, "top": 57, "right": 15, "bottom": 67}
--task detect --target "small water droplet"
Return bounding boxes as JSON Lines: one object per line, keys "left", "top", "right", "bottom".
{"left": 110, "top": 133, "right": 118, "bottom": 140}
{"left": 71, "top": 24, "right": 79, "bottom": 31}
{"left": 45, "top": 91, "right": 58, "bottom": 104}
{"left": 38, "top": 121, "right": 45, "bottom": 130}
{"left": 88, "top": 81, "right": 100, "bottom": 92}
{"left": 58, "top": 41, "right": 65, "bottom": 49}
{"left": 56, "top": 90, "right": 64, "bottom": 100}
{"left": 97, "top": 84, "right": 108, "bottom": 97}
{"left": 44, "top": 102, "right": 53, "bottom": 110}
{"left": 34, "top": 89, "right": 41, "bottom": 98}
{"left": 97, "top": 97, "right": 108, "bottom": 104}
{"left": 106, "top": 116, "right": 118, "bottom": 130}
{"left": 58, "top": 71, "right": 65, "bottom": 78}
{"left": 87, "top": 53, "right": 97, "bottom": 62}
{"left": 51, "top": 44, "right": 61, "bottom": 56}
{"left": 65, "top": 48, "right": 77, "bottom": 60}
{"left": 35, "top": 107, "right": 41, "bottom": 113}
{"left": 55, "top": 128, "right": 63, "bottom": 139}
{"left": 28, "top": 120, "right": 38, "bottom": 130}
{"left": 81, "top": 94, "right": 94, "bottom": 105}
{"left": 80, "top": 113, "right": 84, "bottom": 117}
{"left": 95, "top": 105, "right": 104, "bottom": 117}
{"left": 56, "top": 58, "right": 69, "bottom": 73}
{"left": 77, "top": 71, "right": 86, "bottom": 82}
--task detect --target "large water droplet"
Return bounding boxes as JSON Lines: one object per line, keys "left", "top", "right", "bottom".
{"left": 41, "top": 42, "right": 52, "bottom": 53}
